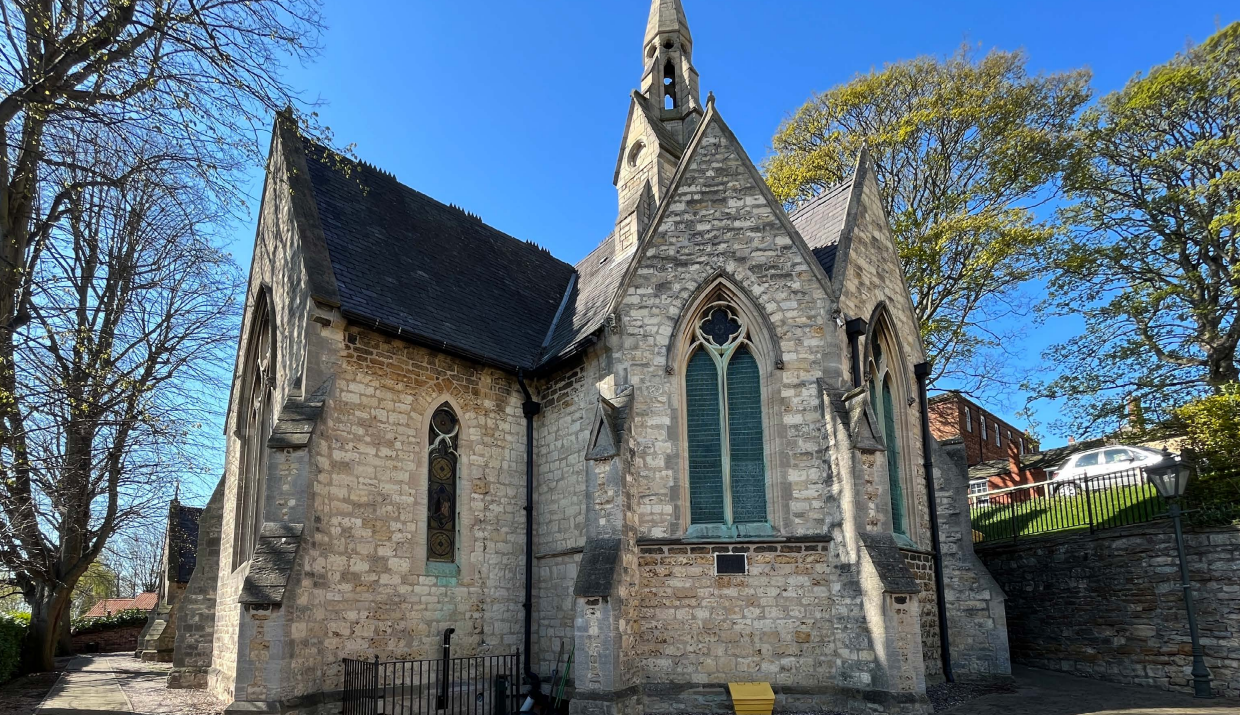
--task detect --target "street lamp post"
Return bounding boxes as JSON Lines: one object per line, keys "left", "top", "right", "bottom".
{"left": 1145, "top": 461, "right": 1213, "bottom": 698}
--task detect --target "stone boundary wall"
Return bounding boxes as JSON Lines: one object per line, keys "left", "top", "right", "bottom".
{"left": 976, "top": 523, "right": 1240, "bottom": 699}
{"left": 72, "top": 625, "right": 143, "bottom": 654}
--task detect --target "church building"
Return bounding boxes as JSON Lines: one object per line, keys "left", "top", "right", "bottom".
{"left": 168, "top": 2, "right": 1010, "bottom": 713}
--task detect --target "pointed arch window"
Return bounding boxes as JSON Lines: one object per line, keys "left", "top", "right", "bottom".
{"left": 869, "top": 336, "right": 908, "bottom": 537}
{"left": 685, "top": 301, "right": 767, "bottom": 528}
{"left": 233, "top": 294, "right": 275, "bottom": 568}
{"left": 663, "top": 59, "right": 678, "bottom": 110}
{"left": 427, "top": 405, "right": 459, "bottom": 563}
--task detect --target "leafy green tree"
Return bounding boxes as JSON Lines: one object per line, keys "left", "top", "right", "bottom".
{"left": 1164, "top": 386, "right": 1240, "bottom": 525}
{"left": 1040, "top": 23, "right": 1240, "bottom": 434}
{"left": 767, "top": 46, "right": 1091, "bottom": 394}
{"left": 69, "top": 562, "right": 118, "bottom": 620}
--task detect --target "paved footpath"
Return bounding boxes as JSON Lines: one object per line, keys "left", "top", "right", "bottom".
{"left": 943, "top": 666, "right": 1239, "bottom": 715}
{"left": 35, "top": 654, "right": 132, "bottom": 715}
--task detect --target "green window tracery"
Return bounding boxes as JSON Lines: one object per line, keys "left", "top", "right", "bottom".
{"left": 685, "top": 302, "right": 768, "bottom": 527}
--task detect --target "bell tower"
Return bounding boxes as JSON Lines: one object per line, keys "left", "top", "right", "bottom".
{"left": 613, "top": 0, "right": 703, "bottom": 259}
{"left": 642, "top": 0, "right": 699, "bottom": 117}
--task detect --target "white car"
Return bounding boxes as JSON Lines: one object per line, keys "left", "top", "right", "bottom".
{"left": 1046, "top": 445, "right": 1175, "bottom": 496}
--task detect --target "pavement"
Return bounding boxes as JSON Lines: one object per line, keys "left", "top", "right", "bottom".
{"left": 35, "top": 655, "right": 131, "bottom": 715}
{"left": 941, "top": 665, "right": 1239, "bottom": 715}
{"left": 29, "top": 657, "right": 1238, "bottom": 715}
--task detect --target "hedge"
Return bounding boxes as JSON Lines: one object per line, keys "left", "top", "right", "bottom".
{"left": 0, "top": 612, "right": 27, "bottom": 683}
{"left": 70, "top": 608, "right": 148, "bottom": 636}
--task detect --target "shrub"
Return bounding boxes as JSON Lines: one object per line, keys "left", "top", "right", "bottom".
{"left": 1172, "top": 386, "right": 1240, "bottom": 525}
{"left": 70, "top": 608, "right": 148, "bottom": 636}
{"left": 0, "top": 612, "right": 28, "bottom": 683}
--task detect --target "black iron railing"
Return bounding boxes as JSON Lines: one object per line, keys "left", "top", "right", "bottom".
{"left": 342, "top": 651, "right": 520, "bottom": 715}
{"left": 968, "top": 466, "right": 1166, "bottom": 544}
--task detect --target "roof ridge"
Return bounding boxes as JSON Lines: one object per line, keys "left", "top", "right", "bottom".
{"left": 299, "top": 134, "right": 575, "bottom": 273}
{"left": 787, "top": 175, "right": 855, "bottom": 220}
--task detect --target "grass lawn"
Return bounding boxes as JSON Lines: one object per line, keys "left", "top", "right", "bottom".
{"left": 970, "top": 483, "right": 1166, "bottom": 543}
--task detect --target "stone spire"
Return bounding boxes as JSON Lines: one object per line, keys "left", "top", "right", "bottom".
{"left": 612, "top": 0, "right": 703, "bottom": 259}
{"left": 641, "top": 0, "right": 698, "bottom": 113}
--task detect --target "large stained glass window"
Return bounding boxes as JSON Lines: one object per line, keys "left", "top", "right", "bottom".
{"left": 233, "top": 295, "right": 274, "bottom": 568}
{"left": 427, "top": 405, "right": 459, "bottom": 563}
{"left": 685, "top": 301, "right": 767, "bottom": 527}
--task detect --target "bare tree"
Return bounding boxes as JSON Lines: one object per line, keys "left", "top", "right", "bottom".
{"left": 0, "top": 0, "right": 325, "bottom": 670}
{"left": 105, "top": 522, "right": 165, "bottom": 596}
{"left": 1, "top": 135, "right": 242, "bottom": 669}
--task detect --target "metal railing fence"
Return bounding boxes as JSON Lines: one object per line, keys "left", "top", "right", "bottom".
{"left": 342, "top": 651, "right": 520, "bottom": 715}
{"left": 968, "top": 466, "right": 1166, "bottom": 543}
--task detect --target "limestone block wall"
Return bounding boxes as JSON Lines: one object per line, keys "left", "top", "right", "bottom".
{"left": 533, "top": 355, "right": 596, "bottom": 677}
{"left": 617, "top": 117, "right": 840, "bottom": 541}
{"left": 289, "top": 324, "right": 530, "bottom": 699}
{"left": 976, "top": 523, "right": 1240, "bottom": 699}
{"left": 635, "top": 542, "right": 833, "bottom": 685}
{"left": 933, "top": 441, "right": 1010, "bottom": 680}
{"left": 169, "top": 481, "right": 224, "bottom": 688}
{"left": 208, "top": 120, "right": 319, "bottom": 704}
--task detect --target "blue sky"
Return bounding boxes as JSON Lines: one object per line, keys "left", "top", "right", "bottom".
{"left": 225, "top": 0, "right": 1238, "bottom": 451}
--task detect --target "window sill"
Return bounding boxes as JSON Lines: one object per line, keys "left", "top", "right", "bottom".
{"left": 684, "top": 522, "right": 777, "bottom": 540}
{"left": 891, "top": 532, "right": 918, "bottom": 550}
{"left": 425, "top": 561, "right": 460, "bottom": 579}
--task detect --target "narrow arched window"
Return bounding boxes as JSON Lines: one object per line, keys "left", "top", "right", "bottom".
{"left": 427, "top": 405, "right": 459, "bottom": 563}
{"left": 685, "top": 301, "right": 767, "bottom": 528}
{"left": 870, "top": 334, "right": 907, "bottom": 537}
{"left": 233, "top": 295, "right": 274, "bottom": 568}
{"left": 663, "top": 59, "right": 678, "bottom": 110}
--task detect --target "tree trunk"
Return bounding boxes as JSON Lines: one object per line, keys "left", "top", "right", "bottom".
{"left": 57, "top": 607, "right": 72, "bottom": 656}
{"left": 23, "top": 585, "right": 72, "bottom": 672}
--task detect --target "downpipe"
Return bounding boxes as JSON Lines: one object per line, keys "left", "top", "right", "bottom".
{"left": 915, "top": 362, "right": 954, "bottom": 683}
{"left": 516, "top": 370, "right": 542, "bottom": 700}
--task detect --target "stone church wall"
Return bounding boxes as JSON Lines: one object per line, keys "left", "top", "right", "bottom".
{"left": 635, "top": 542, "right": 833, "bottom": 686}
{"left": 290, "top": 324, "right": 530, "bottom": 699}
{"left": 209, "top": 125, "right": 318, "bottom": 704}
{"left": 618, "top": 119, "right": 839, "bottom": 542}
{"left": 169, "top": 481, "right": 224, "bottom": 689}
{"left": 533, "top": 353, "right": 596, "bottom": 677}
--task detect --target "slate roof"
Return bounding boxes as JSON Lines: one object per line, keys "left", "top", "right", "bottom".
{"left": 170, "top": 503, "right": 202, "bottom": 583}
{"left": 788, "top": 178, "right": 854, "bottom": 278}
{"left": 541, "top": 233, "right": 634, "bottom": 365}
{"left": 297, "top": 137, "right": 577, "bottom": 371}
{"left": 84, "top": 593, "right": 158, "bottom": 618}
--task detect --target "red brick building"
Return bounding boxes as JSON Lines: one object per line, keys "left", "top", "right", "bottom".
{"left": 928, "top": 391, "right": 1038, "bottom": 466}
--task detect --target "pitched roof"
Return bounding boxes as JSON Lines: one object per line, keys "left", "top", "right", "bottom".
{"left": 170, "top": 503, "right": 202, "bottom": 583}
{"left": 295, "top": 136, "right": 577, "bottom": 371}
{"left": 83, "top": 593, "right": 158, "bottom": 618}
{"left": 966, "top": 440, "right": 1105, "bottom": 481}
{"left": 541, "top": 234, "right": 634, "bottom": 365}
{"left": 788, "top": 178, "right": 854, "bottom": 278}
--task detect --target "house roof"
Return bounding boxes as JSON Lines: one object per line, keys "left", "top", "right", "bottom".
{"left": 84, "top": 592, "right": 158, "bottom": 618}
{"left": 966, "top": 439, "right": 1106, "bottom": 481}
{"left": 788, "top": 178, "right": 854, "bottom": 278}
{"left": 170, "top": 503, "right": 202, "bottom": 583}
{"left": 295, "top": 135, "right": 577, "bottom": 372}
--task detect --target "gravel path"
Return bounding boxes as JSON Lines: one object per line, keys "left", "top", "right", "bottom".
{"left": 106, "top": 654, "right": 226, "bottom": 715}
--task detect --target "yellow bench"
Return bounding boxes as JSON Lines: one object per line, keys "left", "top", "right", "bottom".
{"left": 728, "top": 682, "right": 775, "bottom": 715}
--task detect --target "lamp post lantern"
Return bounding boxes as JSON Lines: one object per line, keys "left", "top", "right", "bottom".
{"left": 1146, "top": 460, "right": 1212, "bottom": 698}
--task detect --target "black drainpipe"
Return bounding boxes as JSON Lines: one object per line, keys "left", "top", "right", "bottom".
{"left": 914, "top": 361, "right": 954, "bottom": 683}
{"left": 516, "top": 370, "right": 542, "bottom": 697}
{"left": 845, "top": 318, "right": 868, "bottom": 387}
